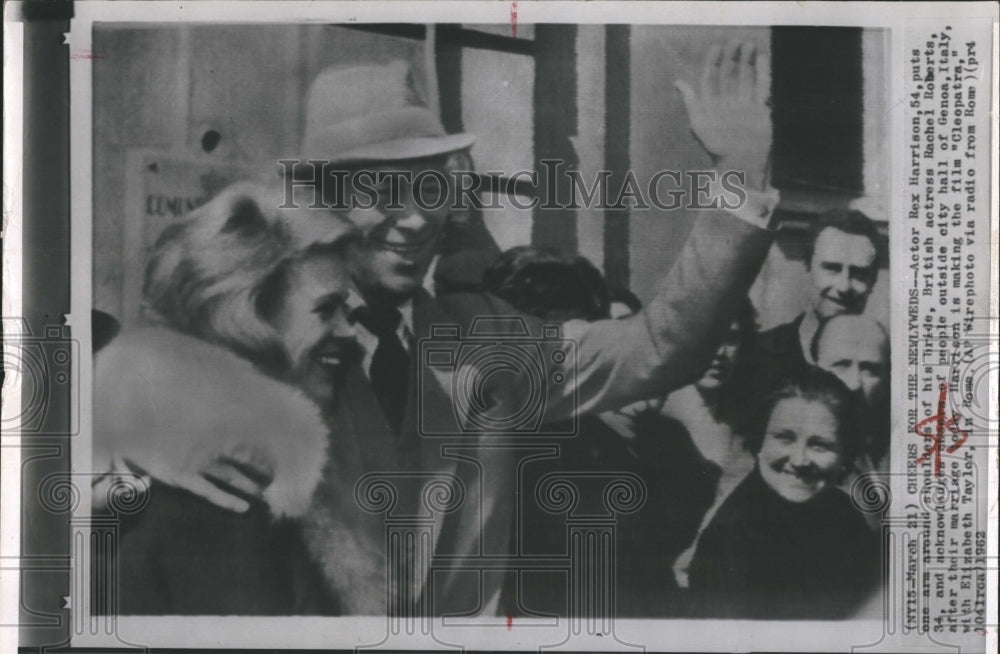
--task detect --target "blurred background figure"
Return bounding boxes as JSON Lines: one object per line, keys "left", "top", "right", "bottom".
{"left": 663, "top": 298, "right": 759, "bottom": 589}
{"left": 687, "top": 367, "right": 879, "bottom": 619}
{"left": 661, "top": 297, "right": 758, "bottom": 479}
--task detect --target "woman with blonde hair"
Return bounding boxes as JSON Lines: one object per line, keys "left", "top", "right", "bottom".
{"left": 95, "top": 182, "right": 368, "bottom": 614}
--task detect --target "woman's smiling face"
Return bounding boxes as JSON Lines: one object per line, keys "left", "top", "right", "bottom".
{"left": 757, "top": 397, "right": 844, "bottom": 502}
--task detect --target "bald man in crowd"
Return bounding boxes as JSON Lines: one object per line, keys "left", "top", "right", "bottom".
{"left": 812, "top": 313, "right": 890, "bottom": 467}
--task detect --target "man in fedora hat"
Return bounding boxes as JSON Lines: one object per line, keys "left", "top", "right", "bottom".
{"left": 116, "top": 40, "right": 782, "bottom": 617}
{"left": 292, "top": 59, "right": 498, "bottom": 299}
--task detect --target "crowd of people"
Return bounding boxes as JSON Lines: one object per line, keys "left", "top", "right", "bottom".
{"left": 476, "top": 215, "right": 886, "bottom": 618}
{"left": 92, "top": 40, "right": 885, "bottom": 620}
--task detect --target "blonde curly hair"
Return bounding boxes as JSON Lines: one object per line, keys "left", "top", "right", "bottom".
{"left": 143, "top": 181, "right": 356, "bottom": 372}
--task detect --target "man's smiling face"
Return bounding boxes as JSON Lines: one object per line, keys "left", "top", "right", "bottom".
{"left": 341, "top": 157, "right": 453, "bottom": 304}
{"left": 808, "top": 227, "right": 878, "bottom": 320}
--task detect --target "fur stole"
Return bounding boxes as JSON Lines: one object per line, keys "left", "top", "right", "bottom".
{"left": 93, "top": 326, "right": 328, "bottom": 519}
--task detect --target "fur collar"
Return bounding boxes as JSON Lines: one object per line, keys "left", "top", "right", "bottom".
{"left": 94, "top": 326, "right": 328, "bottom": 518}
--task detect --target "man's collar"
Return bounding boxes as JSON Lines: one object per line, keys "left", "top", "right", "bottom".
{"left": 399, "top": 300, "right": 414, "bottom": 336}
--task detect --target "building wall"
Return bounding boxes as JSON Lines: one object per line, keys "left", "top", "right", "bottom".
{"left": 92, "top": 25, "right": 426, "bottom": 317}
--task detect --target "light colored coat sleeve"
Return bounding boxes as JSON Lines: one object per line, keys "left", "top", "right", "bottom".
{"left": 473, "top": 209, "right": 775, "bottom": 422}
{"left": 567, "top": 210, "right": 774, "bottom": 416}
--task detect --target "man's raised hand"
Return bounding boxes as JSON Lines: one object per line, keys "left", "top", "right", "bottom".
{"left": 675, "top": 39, "right": 772, "bottom": 190}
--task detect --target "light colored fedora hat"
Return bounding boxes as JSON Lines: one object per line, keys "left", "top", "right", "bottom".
{"left": 301, "top": 60, "right": 475, "bottom": 165}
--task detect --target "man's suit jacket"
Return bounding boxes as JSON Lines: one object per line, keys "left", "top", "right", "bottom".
{"left": 303, "top": 210, "right": 774, "bottom": 616}
{"left": 744, "top": 313, "right": 810, "bottom": 399}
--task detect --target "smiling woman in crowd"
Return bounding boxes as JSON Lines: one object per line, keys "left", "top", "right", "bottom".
{"left": 687, "top": 367, "right": 879, "bottom": 619}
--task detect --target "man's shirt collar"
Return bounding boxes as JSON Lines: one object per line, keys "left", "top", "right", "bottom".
{"left": 346, "top": 289, "right": 415, "bottom": 382}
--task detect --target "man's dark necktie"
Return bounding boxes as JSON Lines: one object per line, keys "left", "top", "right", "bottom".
{"left": 352, "top": 305, "right": 410, "bottom": 435}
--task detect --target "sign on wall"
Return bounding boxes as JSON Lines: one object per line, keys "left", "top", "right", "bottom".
{"left": 121, "top": 149, "right": 261, "bottom": 326}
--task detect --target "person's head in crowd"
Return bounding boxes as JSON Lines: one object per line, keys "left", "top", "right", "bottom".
{"left": 608, "top": 287, "right": 643, "bottom": 320}
{"left": 298, "top": 60, "right": 477, "bottom": 308}
{"left": 695, "top": 297, "right": 757, "bottom": 397}
{"left": 482, "top": 246, "right": 610, "bottom": 322}
{"left": 144, "top": 182, "right": 360, "bottom": 405}
{"left": 811, "top": 314, "right": 889, "bottom": 407}
{"left": 746, "top": 368, "right": 862, "bottom": 503}
{"left": 805, "top": 209, "right": 881, "bottom": 321}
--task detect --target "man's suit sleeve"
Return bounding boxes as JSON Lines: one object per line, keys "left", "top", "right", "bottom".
{"left": 550, "top": 210, "right": 774, "bottom": 417}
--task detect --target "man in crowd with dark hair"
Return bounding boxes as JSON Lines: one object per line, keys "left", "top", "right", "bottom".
{"left": 748, "top": 208, "right": 881, "bottom": 394}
